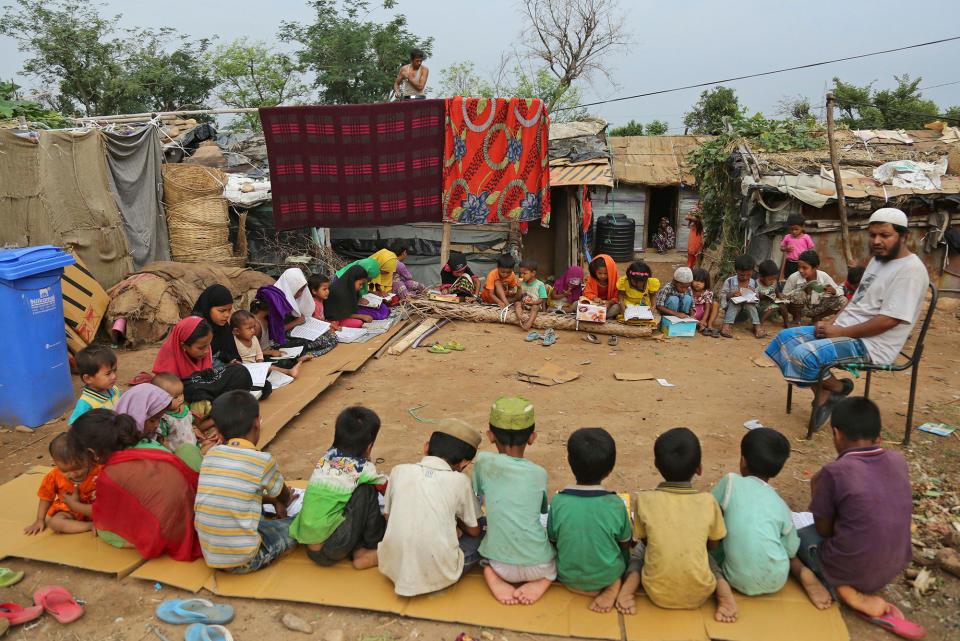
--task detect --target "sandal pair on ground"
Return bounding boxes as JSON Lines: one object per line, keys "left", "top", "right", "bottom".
{"left": 525, "top": 328, "right": 557, "bottom": 346}
{"left": 1, "top": 585, "right": 83, "bottom": 635}
{"left": 581, "top": 333, "right": 617, "bottom": 346}
{"left": 156, "top": 599, "right": 235, "bottom": 641}
{"left": 427, "top": 340, "right": 465, "bottom": 354}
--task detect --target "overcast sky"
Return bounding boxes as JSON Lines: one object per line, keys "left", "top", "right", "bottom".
{"left": 2, "top": 0, "right": 959, "bottom": 129}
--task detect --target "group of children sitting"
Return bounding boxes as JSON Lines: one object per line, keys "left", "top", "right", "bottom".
{"left": 26, "top": 340, "right": 918, "bottom": 634}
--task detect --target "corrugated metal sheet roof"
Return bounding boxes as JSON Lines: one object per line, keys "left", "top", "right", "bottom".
{"left": 609, "top": 135, "right": 713, "bottom": 185}
{"left": 549, "top": 161, "right": 613, "bottom": 187}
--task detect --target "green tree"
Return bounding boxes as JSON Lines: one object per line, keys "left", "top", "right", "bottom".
{"left": 210, "top": 38, "right": 310, "bottom": 130}
{"left": 280, "top": 0, "right": 432, "bottom": 105}
{"left": 507, "top": 67, "right": 587, "bottom": 123}
{"left": 609, "top": 119, "right": 644, "bottom": 136}
{"left": 437, "top": 61, "right": 493, "bottom": 98}
{"left": 0, "top": 79, "right": 68, "bottom": 127}
{"left": 683, "top": 86, "right": 741, "bottom": 135}
{"left": 831, "top": 74, "right": 955, "bottom": 128}
{"left": 121, "top": 30, "right": 216, "bottom": 113}
{"left": 608, "top": 119, "right": 668, "bottom": 136}
{"left": 777, "top": 94, "right": 813, "bottom": 121}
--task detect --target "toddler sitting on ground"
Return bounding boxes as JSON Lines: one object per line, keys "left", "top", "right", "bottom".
{"left": 547, "top": 427, "right": 631, "bottom": 613}
{"left": 24, "top": 433, "right": 101, "bottom": 535}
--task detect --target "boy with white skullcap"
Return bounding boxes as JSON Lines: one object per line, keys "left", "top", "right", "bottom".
{"left": 655, "top": 266, "right": 696, "bottom": 319}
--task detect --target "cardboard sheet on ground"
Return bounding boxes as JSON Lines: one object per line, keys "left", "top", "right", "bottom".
{"left": 1, "top": 471, "right": 847, "bottom": 641}
{"left": 518, "top": 362, "right": 580, "bottom": 386}
{"left": 615, "top": 372, "right": 655, "bottom": 381}
{"left": 0, "top": 468, "right": 143, "bottom": 577}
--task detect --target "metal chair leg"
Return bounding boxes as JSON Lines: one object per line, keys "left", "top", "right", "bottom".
{"left": 904, "top": 361, "right": 920, "bottom": 445}
{"left": 786, "top": 384, "right": 792, "bottom": 414}
{"left": 864, "top": 370, "right": 871, "bottom": 399}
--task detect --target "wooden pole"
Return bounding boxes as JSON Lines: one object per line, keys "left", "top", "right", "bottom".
{"left": 69, "top": 107, "right": 260, "bottom": 123}
{"left": 826, "top": 93, "right": 855, "bottom": 266}
{"left": 439, "top": 222, "right": 452, "bottom": 268}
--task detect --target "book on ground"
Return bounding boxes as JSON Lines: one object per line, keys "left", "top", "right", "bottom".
{"left": 290, "top": 318, "right": 331, "bottom": 341}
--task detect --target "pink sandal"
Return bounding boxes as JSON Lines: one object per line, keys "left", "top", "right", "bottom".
{"left": 855, "top": 605, "right": 925, "bottom": 639}
{"left": 0, "top": 602, "right": 43, "bottom": 625}
{"left": 33, "top": 586, "right": 83, "bottom": 624}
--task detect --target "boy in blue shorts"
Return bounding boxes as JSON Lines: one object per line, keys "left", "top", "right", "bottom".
{"left": 548, "top": 428, "right": 631, "bottom": 612}
{"left": 474, "top": 396, "right": 556, "bottom": 605}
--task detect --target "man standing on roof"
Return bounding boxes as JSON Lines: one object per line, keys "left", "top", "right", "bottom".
{"left": 764, "top": 208, "right": 929, "bottom": 430}
{"left": 393, "top": 49, "right": 429, "bottom": 100}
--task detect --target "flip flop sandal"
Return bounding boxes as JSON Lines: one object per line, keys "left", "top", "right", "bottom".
{"left": 127, "top": 371, "right": 154, "bottom": 386}
{"left": 837, "top": 378, "right": 855, "bottom": 396}
{"left": 608, "top": 335, "right": 618, "bottom": 346}
{"left": 720, "top": 330, "right": 734, "bottom": 338}
{"left": 0, "top": 602, "right": 43, "bottom": 625}
{"left": 33, "top": 586, "right": 83, "bottom": 624}
{"left": 156, "top": 598, "right": 234, "bottom": 625}
{"left": 524, "top": 331, "right": 542, "bottom": 342}
{"left": 755, "top": 330, "right": 768, "bottom": 339}
{"left": 709, "top": 329, "right": 722, "bottom": 338}
{"left": 0, "top": 568, "right": 23, "bottom": 588}
{"left": 185, "top": 624, "right": 235, "bottom": 641}
{"left": 443, "top": 340, "right": 465, "bottom": 351}
{"left": 581, "top": 333, "right": 601, "bottom": 344}
{"left": 855, "top": 605, "right": 925, "bottom": 640}
{"left": 541, "top": 329, "right": 557, "bottom": 346}
{"left": 812, "top": 396, "right": 839, "bottom": 432}
{"left": 426, "top": 344, "right": 451, "bottom": 354}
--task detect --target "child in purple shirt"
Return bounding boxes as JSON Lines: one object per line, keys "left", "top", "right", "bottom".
{"left": 791, "top": 397, "right": 921, "bottom": 637}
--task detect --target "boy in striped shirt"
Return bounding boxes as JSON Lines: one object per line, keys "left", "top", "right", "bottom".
{"left": 194, "top": 391, "right": 295, "bottom": 573}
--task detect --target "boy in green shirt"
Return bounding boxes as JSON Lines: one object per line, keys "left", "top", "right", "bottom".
{"left": 547, "top": 428, "right": 631, "bottom": 612}
{"left": 473, "top": 396, "right": 556, "bottom": 605}
{"left": 710, "top": 428, "right": 828, "bottom": 603}
{"left": 290, "top": 406, "right": 387, "bottom": 569}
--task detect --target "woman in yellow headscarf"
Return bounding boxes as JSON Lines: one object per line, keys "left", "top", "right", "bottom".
{"left": 369, "top": 245, "right": 399, "bottom": 294}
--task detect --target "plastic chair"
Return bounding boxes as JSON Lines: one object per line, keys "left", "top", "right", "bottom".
{"left": 786, "top": 282, "right": 938, "bottom": 444}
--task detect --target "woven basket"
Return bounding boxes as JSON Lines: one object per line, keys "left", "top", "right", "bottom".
{"left": 166, "top": 196, "right": 247, "bottom": 267}
{"left": 162, "top": 164, "right": 226, "bottom": 206}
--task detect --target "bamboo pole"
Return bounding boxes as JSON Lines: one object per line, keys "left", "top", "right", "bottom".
{"left": 825, "top": 93, "right": 855, "bottom": 266}
{"left": 439, "top": 222, "right": 452, "bottom": 268}
{"left": 70, "top": 107, "right": 260, "bottom": 123}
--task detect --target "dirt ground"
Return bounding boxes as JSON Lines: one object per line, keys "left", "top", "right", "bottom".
{"left": 1, "top": 294, "right": 959, "bottom": 641}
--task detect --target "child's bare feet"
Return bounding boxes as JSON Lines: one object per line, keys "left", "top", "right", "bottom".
{"left": 351, "top": 547, "right": 378, "bottom": 570}
{"left": 298, "top": 354, "right": 313, "bottom": 363}
{"left": 835, "top": 585, "right": 891, "bottom": 618}
{"left": 484, "top": 566, "right": 519, "bottom": 605}
{"left": 514, "top": 578, "right": 552, "bottom": 605}
{"left": 798, "top": 566, "right": 832, "bottom": 609}
{"left": 589, "top": 579, "right": 621, "bottom": 613}
{"left": 714, "top": 578, "right": 738, "bottom": 623}
{"left": 288, "top": 362, "right": 302, "bottom": 378}
{"left": 615, "top": 588, "right": 636, "bottom": 615}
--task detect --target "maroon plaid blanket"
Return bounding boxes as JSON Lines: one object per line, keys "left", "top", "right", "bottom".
{"left": 260, "top": 101, "right": 445, "bottom": 230}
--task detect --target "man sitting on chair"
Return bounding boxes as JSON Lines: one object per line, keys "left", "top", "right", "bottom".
{"left": 764, "top": 208, "right": 929, "bottom": 430}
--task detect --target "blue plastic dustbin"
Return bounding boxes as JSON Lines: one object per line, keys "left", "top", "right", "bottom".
{"left": 0, "top": 246, "right": 76, "bottom": 428}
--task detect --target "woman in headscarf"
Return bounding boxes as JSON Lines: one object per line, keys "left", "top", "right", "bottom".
{"left": 369, "top": 247, "right": 398, "bottom": 294}
{"left": 325, "top": 264, "right": 374, "bottom": 327}
{"left": 191, "top": 284, "right": 239, "bottom": 364}
{"left": 548, "top": 265, "right": 584, "bottom": 312}
{"left": 653, "top": 216, "right": 676, "bottom": 254}
{"left": 68, "top": 409, "right": 202, "bottom": 560}
{"left": 274, "top": 268, "right": 316, "bottom": 324}
{"left": 334, "top": 257, "right": 390, "bottom": 320}
{"left": 153, "top": 316, "right": 254, "bottom": 415}
{"left": 268, "top": 268, "right": 338, "bottom": 356}
{"left": 439, "top": 251, "right": 480, "bottom": 298}
{"left": 114, "top": 383, "right": 172, "bottom": 438}
{"left": 388, "top": 241, "right": 425, "bottom": 300}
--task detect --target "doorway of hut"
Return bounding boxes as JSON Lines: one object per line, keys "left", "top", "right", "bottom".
{"left": 646, "top": 186, "right": 678, "bottom": 249}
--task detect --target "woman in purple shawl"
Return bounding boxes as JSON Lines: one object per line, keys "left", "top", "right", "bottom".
{"left": 548, "top": 265, "right": 584, "bottom": 313}
{"left": 252, "top": 284, "right": 338, "bottom": 359}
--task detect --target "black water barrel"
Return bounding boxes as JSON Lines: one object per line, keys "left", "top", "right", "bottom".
{"left": 594, "top": 214, "right": 635, "bottom": 261}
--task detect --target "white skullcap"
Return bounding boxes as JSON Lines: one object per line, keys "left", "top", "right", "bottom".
{"left": 869, "top": 208, "right": 908, "bottom": 228}
{"left": 674, "top": 266, "right": 694, "bottom": 283}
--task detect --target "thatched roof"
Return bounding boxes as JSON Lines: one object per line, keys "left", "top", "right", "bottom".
{"left": 609, "top": 135, "right": 713, "bottom": 186}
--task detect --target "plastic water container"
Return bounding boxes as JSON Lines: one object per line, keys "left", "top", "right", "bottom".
{"left": 0, "top": 246, "right": 76, "bottom": 427}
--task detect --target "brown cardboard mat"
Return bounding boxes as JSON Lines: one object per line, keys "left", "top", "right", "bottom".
{"left": 2, "top": 469, "right": 849, "bottom": 641}
{"left": 0, "top": 468, "right": 144, "bottom": 577}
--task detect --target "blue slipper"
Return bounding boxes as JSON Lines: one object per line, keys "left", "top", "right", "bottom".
{"left": 156, "top": 599, "right": 234, "bottom": 625}
{"left": 185, "top": 623, "right": 234, "bottom": 641}
{"left": 524, "top": 331, "right": 542, "bottom": 342}
{"left": 541, "top": 328, "right": 557, "bottom": 346}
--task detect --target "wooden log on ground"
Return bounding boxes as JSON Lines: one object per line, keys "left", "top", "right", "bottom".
{"left": 403, "top": 298, "right": 654, "bottom": 338}
{"left": 387, "top": 318, "right": 438, "bottom": 355}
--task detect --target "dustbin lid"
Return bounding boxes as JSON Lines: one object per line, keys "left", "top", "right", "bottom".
{"left": 0, "top": 245, "right": 76, "bottom": 280}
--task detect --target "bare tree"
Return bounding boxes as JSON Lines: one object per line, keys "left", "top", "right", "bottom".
{"left": 519, "top": 0, "right": 631, "bottom": 111}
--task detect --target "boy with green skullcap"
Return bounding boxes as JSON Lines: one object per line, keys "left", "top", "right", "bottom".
{"left": 473, "top": 396, "right": 556, "bottom": 605}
